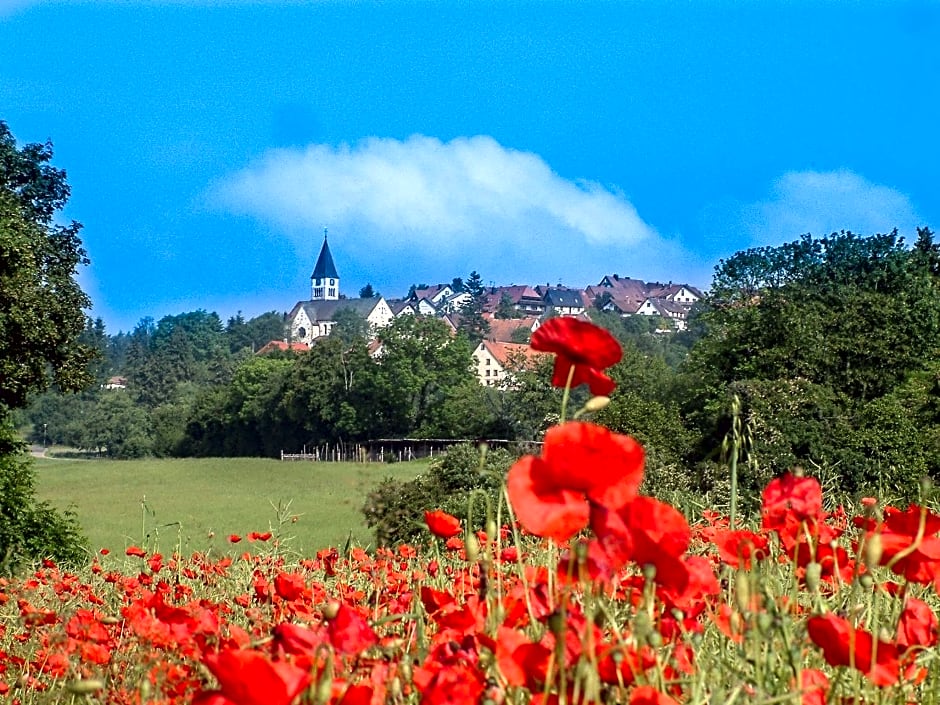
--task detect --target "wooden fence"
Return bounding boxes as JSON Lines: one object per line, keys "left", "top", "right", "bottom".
{"left": 280, "top": 438, "right": 540, "bottom": 463}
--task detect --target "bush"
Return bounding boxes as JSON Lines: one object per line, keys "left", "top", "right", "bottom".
{"left": 362, "top": 443, "right": 517, "bottom": 546}
{"left": 0, "top": 430, "right": 88, "bottom": 573}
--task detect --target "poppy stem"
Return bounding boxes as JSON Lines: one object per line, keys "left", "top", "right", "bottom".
{"left": 560, "top": 365, "right": 576, "bottom": 423}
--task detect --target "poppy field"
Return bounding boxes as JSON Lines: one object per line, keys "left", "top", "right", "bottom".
{"left": 4, "top": 317, "right": 940, "bottom": 705}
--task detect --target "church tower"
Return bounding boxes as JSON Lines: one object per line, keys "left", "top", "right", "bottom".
{"left": 311, "top": 230, "right": 339, "bottom": 301}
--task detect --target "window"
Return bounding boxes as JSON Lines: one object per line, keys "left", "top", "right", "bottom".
{"left": 328, "top": 288, "right": 335, "bottom": 297}
{"left": 485, "top": 358, "right": 491, "bottom": 365}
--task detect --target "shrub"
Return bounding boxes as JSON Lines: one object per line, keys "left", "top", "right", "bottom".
{"left": 362, "top": 443, "right": 516, "bottom": 546}
{"left": 0, "top": 430, "right": 88, "bottom": 573}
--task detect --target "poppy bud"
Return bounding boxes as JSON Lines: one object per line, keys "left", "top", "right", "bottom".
{"left": 864, "top": 533, "right": 883, "bottom": 568}
{"left": 485, "top": 519, "right": 497, "bottom": 543}
{"left": 805, "top": 562, "right": 822, "bottom": 592}
{"left": 859, "top": 573, "right": 874, "bottom": 589}
{"left": 465, "top": 533, "right": 480, "bottom": 562}
{"left": 323, "top": 601, "right": 340, "bottom": 620}
{"left": 734, "top": 571, "right": 751, "bottom": 614}
{"left": 314, "top": 660, "right": 333, "bottom": 704}
{"left": 139, "top": 678, "right": 151, "bottom": 700}
{"left": 757, "top": 612, "right": 773, "bottom": 635}
{"left": 634, "top": 610, "right": 653, "bottom": 642}
{"left": 66, "top": 679, "right": 105, "bottom": 695}
{"left": 389, "top": 677, "right": 402, "bottom": 699}
{"left": 583, "top": 395, "right": 611, "bottom": 413}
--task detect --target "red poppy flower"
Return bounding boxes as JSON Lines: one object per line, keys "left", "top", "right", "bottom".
{"left": 896, "top": 597, "right": 939, "bottom": 654}
{"left": 228, "top": 534, "right": 242, "bottom": 544}
{"left": 761, "top": 472, "right": 824, "bottom": 529}
{"left": 799, "top": 668, "right": 829, "bottom": 705}
{"left": 629, "top": 686, "right": 681, "bottom": 705}
{"left": 708, "top": 529, "right": 769, "bottom": 570}
{"left": 326, "top": 602, "right": 378, "bottom": 654}
{"left": 125, "top": 546, "right": 146, "bottom": 558}
{"left": 196, "top": 648, "right": 312, "bottom": 705}
{"left": 806, "top": 613, "right": 900, "bottom": 686}
{"left": 530, "top": 316, "right": 622, "bottom": 395}
{"left": 424, "top": 510, "right": 463, "bottom": 539}
{"left": 507, "top": 422, "right": 644, "bottom": 541}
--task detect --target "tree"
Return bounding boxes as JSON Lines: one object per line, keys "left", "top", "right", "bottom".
{"left": 225, "top": 311, "right": 286, "bottom": 353}
{"left": 684, "top": 228, "right": 940, "bottom": 496}
{"left": 359, "top": 283, "right": 375, "bottom": 298}
{"left": 496, "top": 293, "right": 524, "bottom": 319}
{"left": 0, "top": 121, "right": 91, "bottom": 570}
{"left": 331, "top": 307, "right": 371, "bottom": 345}
{"left": 457, "top": 270, "right": 490, "bottom": 345}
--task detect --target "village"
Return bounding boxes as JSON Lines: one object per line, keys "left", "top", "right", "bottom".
{"left": 264, "top": 234, "right": 704, "bottom": 388}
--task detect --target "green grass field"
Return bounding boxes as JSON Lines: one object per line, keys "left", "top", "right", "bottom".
{"left": 32, "top": 454, "right": 428, "bottom": 557}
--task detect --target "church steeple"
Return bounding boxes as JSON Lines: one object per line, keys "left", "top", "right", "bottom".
{"left": 311, "top": 229, "right": 339, "bottom": 300}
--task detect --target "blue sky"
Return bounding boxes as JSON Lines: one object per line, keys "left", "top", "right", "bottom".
{"left": 2, "top": 1, "right": 937, "bottom": 333}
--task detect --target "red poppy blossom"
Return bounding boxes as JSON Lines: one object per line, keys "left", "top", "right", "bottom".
{"left": 507, "top": 422, "right": 645, "bottom": 541}
{"left": 424, "top": 510, "right": 463, "bottom": 539}
{"left": 629, "top": 686, "right": 681, "bottom": 705}
{"left": 807, "top": 613, "right": 900, "bottom": 686}
{"left": 896, "top": 597, "right": 939, "bottom": 655}
{"left": 530, "top": 316, "right": 622, "bottom": 395}
{"left": 326, "top": 603, "right": 378, "bottom": 654}
{"left": 196, "top": 648, "right": 312, "bottom": 705}
{"left": 228, "top": 534, "right": 242, "bottom": 544}
{"left": 125, "top": 546, "right": 146, "bottom": 558}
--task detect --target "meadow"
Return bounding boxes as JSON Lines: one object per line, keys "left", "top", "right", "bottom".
{"left": 6, "top": 318, "right": 940, "bottom": 705}
{"left": 33, "top": 453, "right": 428, "bottom": 557}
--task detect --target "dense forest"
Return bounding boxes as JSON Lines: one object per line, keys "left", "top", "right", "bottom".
{"left": 20, "top": 225, "right": 940, "bottom": 505}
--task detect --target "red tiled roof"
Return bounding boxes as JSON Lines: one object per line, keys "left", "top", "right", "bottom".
{"left": 256, "top": 340, "right": 310, "bottom": 354}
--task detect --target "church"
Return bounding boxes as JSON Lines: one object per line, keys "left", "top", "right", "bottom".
{"left": 287, "top": 233, "right": 394, "bottom": 345}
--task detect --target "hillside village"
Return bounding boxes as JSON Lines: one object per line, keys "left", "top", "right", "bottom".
{"left": 274, "top": 234, "right": 704, "bottom": 387}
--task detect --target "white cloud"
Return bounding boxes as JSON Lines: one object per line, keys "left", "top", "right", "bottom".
{"left": 743, "top": 169, "right": 921, "bottom": 246}
{"left": 212, "top": 135, "right": 677, "bottom": 288}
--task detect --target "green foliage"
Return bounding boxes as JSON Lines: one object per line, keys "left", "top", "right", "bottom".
{"left": 361, "top": 443, "right": 515, "bottom": 546}
{"left": 225, "top": 311, "right": 286, "bottom": 353}
{"left": 1, "top": 423, "right": 87, "bottom": 573}
{"left": 686, "top": 228, "right": 940, "bottom": 499}
{"left": 457, "top": 270, "right": 490, "bottom": 345}
{"left": 0, "top": 121, "right": 92, "bottom": 572}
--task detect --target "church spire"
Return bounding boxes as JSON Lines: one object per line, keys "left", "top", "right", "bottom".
{"left": 311, "top": 229, "right": 339, "bottom": 300}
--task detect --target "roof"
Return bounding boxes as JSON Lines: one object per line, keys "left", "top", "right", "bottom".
{"left": 543, "top": 288, "right": 584, "bottom": 309}
{"left": 485, "top": 316, "right": 538, "bottom": 343}
{"left": 290, "top": 297, "right": 382, "bottom": 323}
{"left": 256, "top": 340, "right": 310, "bottom": 354}
{"left": 477, "top": 341, "right": 545, "bottom": 369}
{"left": 311, "top": 236, "right": 339, "bottom": 280}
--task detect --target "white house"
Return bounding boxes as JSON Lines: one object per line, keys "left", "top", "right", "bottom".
{"left": 471, "top": 340, "right": 543, "bottom": 387}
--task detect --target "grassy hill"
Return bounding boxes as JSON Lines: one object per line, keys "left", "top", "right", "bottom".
{"left": 33, "top": 454, "right": 428, "bottom": 556}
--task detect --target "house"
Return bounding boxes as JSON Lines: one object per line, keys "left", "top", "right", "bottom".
{"left": 386, "top": 299, "right": 418, "bottom": 317}
{"left": 256, "top": 340, "right": 310, "bottom": 355}
{"left": 648, "top": 283, "right": 704, "bottom": 306}
{"left": 287, "top": 234, "right": 395, "bottom": 345}
{"left": 484, "top": 315, "right": 540, "bottom": 344}
{"left": 484, "top": 285, "right": 546, "bottom": 316}
{"left": 471, "top": 340, "right": 544, "bottom": 387}
{"left": 636, "top": 297, "right": 691, "bottom": 331}
{"left": 103, "top": 376, "right": 127, "bottom": 390}
{"left": 542, "top": 287, "right": 585, "bottom": 316}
